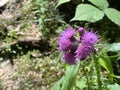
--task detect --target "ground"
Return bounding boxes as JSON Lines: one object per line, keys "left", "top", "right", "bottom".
{"left": 0, "top": 0, "right": 65, "bottom": 89}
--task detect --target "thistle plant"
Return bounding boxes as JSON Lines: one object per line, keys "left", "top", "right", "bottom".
{"left": 52, "top": 26, "right": 100, "bottom": 90}
{"left": 53, "top": 1, "right": 120, "bottom": 89}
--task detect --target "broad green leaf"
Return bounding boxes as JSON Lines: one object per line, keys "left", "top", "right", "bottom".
{"left": 76, "top": 76, "right": 87, "bottom": 90}
{"left": 107, "top": 83, "right": 120, "bottom": 90}
{"left": 56, "top": 0, "right": 71, "bottom": 8}
{"left": 88, "top": 0, "right": 109, "bottom": 10}
{"left": 61, "top": 61, "right": 81, "bottom": 90}
{"left": 71, "top": 4, "right": 104, "bottom": 22}
{"left": 98, "top": 49, "right": 114, "bottom": 79}
{"left": 51, "top": 76, "right": 65, "bottom": 90}
{"left": 98, "top": 49, "right": 114, "bottom": 75}
{"left": 98, "top": 58, "right": 113, "bottom": 74}
{"left": 105, "top": 43, "right": 120, "bottom": 52}
{"left": 105, "top": 8, "right": 120, "bottom": 26}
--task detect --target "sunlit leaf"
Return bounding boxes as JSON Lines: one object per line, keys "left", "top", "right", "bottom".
{"left": 88, "top": 0, "right": 109, "bottom": 10}
{"left": 76, "top": 76, "right": 87, "bottom": 90}
{"left": 105, "top": 8, "right": 120, "bottom": 26}
{"left": 114, "top": 75, "right": 120, "bottom": 79}
{"left": 98, "top": 58, "right": 113, "bottom": 74}
{"left": 56, "top": 0, "right": 71, "bottom": 8}
{"left": 107, "top": 83, "right": 120, "bottom": 90}
{"left": 71, "top": 4, "right": 104, "bottom": 22}
{"left": 105, "top": 43, "right": 120, "bottom": 52}
{"left": 98, "top": 50, "right": 114, "bottom": 75}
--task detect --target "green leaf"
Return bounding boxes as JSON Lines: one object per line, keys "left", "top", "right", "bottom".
{"left": 114, "top": 75, "right": 120, "bottom": 79}
{"left": 107, "top": 83, "right": 120, "bottom": 90}
{"left": 105, "top": 43, "right": 120, "bottom": 52}
{"left": 56, "top": 0, "right": 71, "bottom": 8}
{"left": 98, "top": 58, "right": 113, "bottom": 74}
{"left": 76, "top": 76, "right": 87, "bottom": 90}
{"left": 105, "top": 8, "right": 120, "bottom": 26}
{"left": 61, "top": 61, "right": 81, "bottom": 90}
{"left": 71, "top": 4, "right": 104, "bottom": 22}
{"left": 51, "top": 76, "right": 65, "bottom": 90}
{"left": 99, "top": 52, "right": 114, "bottom": 75}
{"left": 88, "top": 0, "right": 109, "bottom": 10}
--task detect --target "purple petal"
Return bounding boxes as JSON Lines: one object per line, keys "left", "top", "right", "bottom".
{"left": 60, "top": 28, "right": 75, "bottom": 39}
{"left": 63, "top": 52, "right": 76, "bottom": 64}
{"left": 75, "top": 44, "right": 94, "bottom": 60}
{"left": 59, "top": 38, "right": 73, "bottom": 51}
{"left": 78, "top": 27, "right": 84, "bottom": 35}
{"left": 81, "top": 31, "right": 98, "bottom": 46}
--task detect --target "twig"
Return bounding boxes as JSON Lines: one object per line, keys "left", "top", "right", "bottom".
{"left": 0, "top": 36, "right": 42, "bottom": 52}
{"left": 0, "top": 41, "right": 18, "bottom": 51}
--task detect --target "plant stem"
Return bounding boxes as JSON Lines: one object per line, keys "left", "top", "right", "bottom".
{"left": 84, "top": 68, "right": 90, "bottom": 90}
{"left": 61, "top": 61, "right": 81, "bottom": 90}
{"left": 94, "top": 56, "right": 102, "bottom": 90}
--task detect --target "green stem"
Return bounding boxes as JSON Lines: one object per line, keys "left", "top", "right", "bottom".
{"left": 84, "top": 67, "right": 90, "bottom": 90}
{"left": 94, "top": 56, "right": 102, "bottom": 90}
{"left": 109, "top": 54, "right": 120, "bottom": 58}
{"left": 61, "top": 61, "right": 81, "bottom": 90}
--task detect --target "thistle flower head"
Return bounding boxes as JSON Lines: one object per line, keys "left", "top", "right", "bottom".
{"left": 81, "top": 31, "right": 98, "bottom": 46}
{"left": 75, "top": 44, "right": 94, "bottom": 60}
{"left": 58, "top": 38, "right": 73, "bottom": 51}
{"left": 63, "top": 52, "right": 76, "bottom": 64}
{"left": 60, "top": 28, "right": 75, "bottom": 39}
{"left": 58, "top": 27, "right": 99, "bottom": 63}
{"left": 78, "top": 27, "right": 84, "bottom": 35}
{"left": 58, "top": 27, "right": 75, "bottom": 51}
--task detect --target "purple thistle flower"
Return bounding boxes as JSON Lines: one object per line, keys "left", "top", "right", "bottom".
{"left": 59, "top": 38, "right": 73, "bottom": 51}
{"left": 81, "top": 31, "right": 98, "bottom": 46}
{"left": 58, "top": 27, "right": 76, "bottom": 51}
{"left": 58, "top": 27, "right": 99, "bottom": 63}
{"left": 60, "top": 28, "right": 75, "bottom": 39}
{"left": 63, "top": 52, "right": 76, "bottom": 64}
{"left": 78, "top": 27, "right": 84, "bottom": 35}
{"left": 75, "top": 44, "right": 94, "bottom": 60}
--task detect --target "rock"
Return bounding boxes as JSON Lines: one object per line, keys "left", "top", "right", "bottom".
{"left": 0, "top": 0, "right": 9, "bottom": 7}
